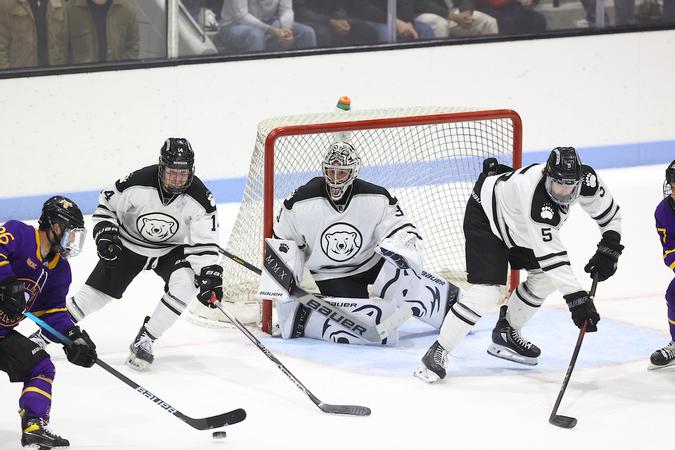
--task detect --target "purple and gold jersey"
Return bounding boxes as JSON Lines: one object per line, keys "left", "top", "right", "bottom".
{"left": 655, "top": 197, "right": 675, "bottom": 271}
{"left": 0, "top": 220, "right": 75, "bottom": 338}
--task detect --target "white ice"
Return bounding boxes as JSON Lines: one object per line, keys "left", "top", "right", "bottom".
{"left": 1, "top": 165, "right": 673, "bottom": 450}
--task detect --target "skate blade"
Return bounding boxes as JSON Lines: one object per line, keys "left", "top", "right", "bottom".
{"left": 487, "top": 343, "right": 538, "bottom": 366}
{"left": 648, "top": 359, "right": 675, "bottom": 371}
{"left": 125, "top": 354, "right": 151, "bottom": 371}
{"left": 413, "top": 365, "right": 441, "bottom": 384}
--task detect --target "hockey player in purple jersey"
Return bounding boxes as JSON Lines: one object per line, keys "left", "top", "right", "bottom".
{"left": 0, "top": 196, "right": 97, "bottom": 449}
{"left": 650, "top": 160, "right": 675, "bottom": 370}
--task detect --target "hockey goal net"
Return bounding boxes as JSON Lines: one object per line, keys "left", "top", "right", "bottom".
{"left": 187, "top": 105, "right": 522, "bottom": 333}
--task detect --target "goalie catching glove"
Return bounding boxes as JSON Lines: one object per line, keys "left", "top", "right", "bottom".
{"left": 195, "top": 265, "right": 223, "bottom": 308}
{"left": 375, "top": 229, "right": 424, "bottom": 274}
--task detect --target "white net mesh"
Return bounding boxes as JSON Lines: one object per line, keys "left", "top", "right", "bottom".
{"left": 187, "top": 106, "right": 521, "bottom": 328}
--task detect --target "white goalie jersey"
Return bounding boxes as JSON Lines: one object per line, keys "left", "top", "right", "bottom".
{"left": 93, "top": 165, "right": 221, "bottom": 273}
{"left": 479, "top": 163, "right": 621, "bottom": 295}
{"left": 274, "top": 177, "right": 418, "bottom": 281}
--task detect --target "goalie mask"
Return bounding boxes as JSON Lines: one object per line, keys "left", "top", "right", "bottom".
{"left": 543, "top": 147, "right": 582, "bottom": 206}
{"left": 322, "top": 141, "right": 361, "bottom": 201}
{"left": 38, "top": 196, "right": 86, "bottom": 259}
{"left": 158, "top": 138, "right": 195, "bottom": 195}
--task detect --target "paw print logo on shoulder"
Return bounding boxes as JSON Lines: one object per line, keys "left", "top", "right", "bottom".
{"left": 279, "top": 243, "right": 289, "bottom": 253}
{"left": 584, "top": 172, "right": 597, "bottom": 188}
{"left": 541, "top": 204, "right": 555, "bottom": 220}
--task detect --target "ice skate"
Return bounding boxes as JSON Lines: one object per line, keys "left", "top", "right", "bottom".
{"left": 648, "top": 341, "right": 675, "bottom": 370}
{"left": 487, "top": 305, "right": 540, "bottom": 366}
{"left": 126, "top": 316, "right": 155, "bottom": 371}
{"left": 414, "top": 340, "right": 448, "bottom": 383}
{"left": 21, "top": 417, "right": 69, "bottom": 449}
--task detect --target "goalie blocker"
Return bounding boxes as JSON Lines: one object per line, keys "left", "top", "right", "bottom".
{"left": 258, "top": 238, "right": 461, "bottom": 345}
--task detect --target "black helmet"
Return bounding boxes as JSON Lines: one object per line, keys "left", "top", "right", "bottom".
{"left": 543, "top": 147, "right": 583, "bottom": 205}
{"left": 38, "top": 196, "right": 84, "bottom": 231}
{"left": 38, "top": 196, "right": 86, "bottom": 259}
{"left": 664, "top": 159, "right": 675, "bottom": 198}
{"left": 158, "top": 138, "right": 195, "bottom": 194}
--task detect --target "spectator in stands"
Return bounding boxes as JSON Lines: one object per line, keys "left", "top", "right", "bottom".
{"left": 475, "top": 0, "right": 546, "bottom": 35}
{"left": 219, "top": 0, "right": 317, "bottom": 52}
{"left": 0, "top": 0, "right": 68, "bottom": 69}
{"left": 415, "top": 0, "right": 498, "bottom": 37}
{"left": 294, "top": 0, "right": 379, "bottom": 47}
{"left": 346, "top": 0, "right": 435, "bottom": 42}
{"left": 67, "top": 0, "right": 139, "bottom": 64}
{"left": 576, "top": 0, "right": 635, "bottom": 27}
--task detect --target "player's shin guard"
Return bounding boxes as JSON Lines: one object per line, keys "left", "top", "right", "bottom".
{"left": 19, "top": 357, "right": 55, "bottom": 423}
{"left": 67, "top": 284, "right": 115, "bottom": 322}
{"left": 276, "top": 296, "right": 400, "bottom": 346}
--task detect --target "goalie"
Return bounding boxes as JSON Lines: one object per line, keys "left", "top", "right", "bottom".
{"left": 258, "top": 140, "right": 460, "bottom": 345}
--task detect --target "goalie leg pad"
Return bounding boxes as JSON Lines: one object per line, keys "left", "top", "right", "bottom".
{"left": 438, "top": 284, "right": 500, "bottom": 351}
{"left": 67, "top": 285, "right": 115, "bottom": 322}
{"left": 276, "top": 295, "right": 400, "bottom": 346}
{"left": 505, "top": 270, "right": 555, "bottom": 329}
{"left": 373, "top": 264, "right": 459, "bottom": 329}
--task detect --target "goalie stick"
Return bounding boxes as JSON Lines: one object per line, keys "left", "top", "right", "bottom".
{"left": 209, "top": 295, "right": 371, "bottom": 416}
{"left": 218, "top": 245, "right": 412, "bottom": 343}
{"left": 548, "top": 274, "right": 599, "bottom": 429}
{"left": 24, "top": 312, "right": 246, "bottom": 431}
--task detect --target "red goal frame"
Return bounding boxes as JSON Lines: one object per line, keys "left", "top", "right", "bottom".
{"left": 259, "top": 109, "right": 523, "bottom": 333}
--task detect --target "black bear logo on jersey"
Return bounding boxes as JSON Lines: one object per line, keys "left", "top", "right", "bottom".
{"left": 137, "top": 213, "right": 179, "bottom": 243}
{"left": 321, "top": 223, "right": 363, "bottom": 262}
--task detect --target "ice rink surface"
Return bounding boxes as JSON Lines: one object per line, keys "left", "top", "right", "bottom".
{"left": 1, "top": 164, "right": 673, "bottom": 450}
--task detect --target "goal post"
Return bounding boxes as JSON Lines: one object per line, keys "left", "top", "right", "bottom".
{"left": 188, "top": 105, "right": 522, "bottom": 332}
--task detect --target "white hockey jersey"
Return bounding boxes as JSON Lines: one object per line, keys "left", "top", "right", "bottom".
{"left": 92, "top": 165, "right": 220, "bottom": 274}
{"left": 273, "top": 177, "right": 418, "bottom": 282}
{"left": 479, "top": 163, "right": 621, "bottom": 295}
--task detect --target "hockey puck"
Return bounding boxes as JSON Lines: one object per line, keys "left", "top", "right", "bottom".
{"left": 212, "top": 431, "right": 227, "bottom": 439}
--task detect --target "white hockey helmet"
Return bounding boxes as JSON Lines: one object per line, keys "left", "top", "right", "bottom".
{"left": 322, "top": 141, "right": 361, "bottom": 201}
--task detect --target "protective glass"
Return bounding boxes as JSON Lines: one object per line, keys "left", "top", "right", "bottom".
{"left": 59, "top": 227, "right": 86, "bottom": 259}
{"left": 545, "top": 176, "right": 581, "bottom": 205}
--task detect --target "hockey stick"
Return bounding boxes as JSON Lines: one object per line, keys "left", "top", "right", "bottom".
{"left": 23, "top": 312, "right": 246, "bottom": 430}
{"left": 209, "top": 295, "right": 372, "bottom": 416}
{"left": 548, "top": 274, "right": 599, "bottom": 429}
{"left": 218, "top": 246, "right": 412, "bottom": 343}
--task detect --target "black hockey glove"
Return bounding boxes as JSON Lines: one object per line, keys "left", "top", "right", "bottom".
{"left": 564, "top": 291, "right": 600, "bottom": 332}
{"left": 195, "top": 265, "right": 224, "bottom": 308}
{"left": 63, "top": 326, "right": 97, "bottom": 368}
{"left": 0, "top": 277, "right": 26, "bottom": 321}
{"left": 584, "top": 230, "right": 624, "bottom": 282}
{"left": 93, "top": 221, "right": 123, "bottom": 262}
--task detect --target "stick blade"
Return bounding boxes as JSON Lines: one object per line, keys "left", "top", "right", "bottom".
{"left": 549, "top": 414, "right": 577, "bottom": 429}
{"left": 183, "top": 408, "right": 247, "bottom": 430}
{"left": 318, "top": 403, "right": 371, "bottom": 416}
